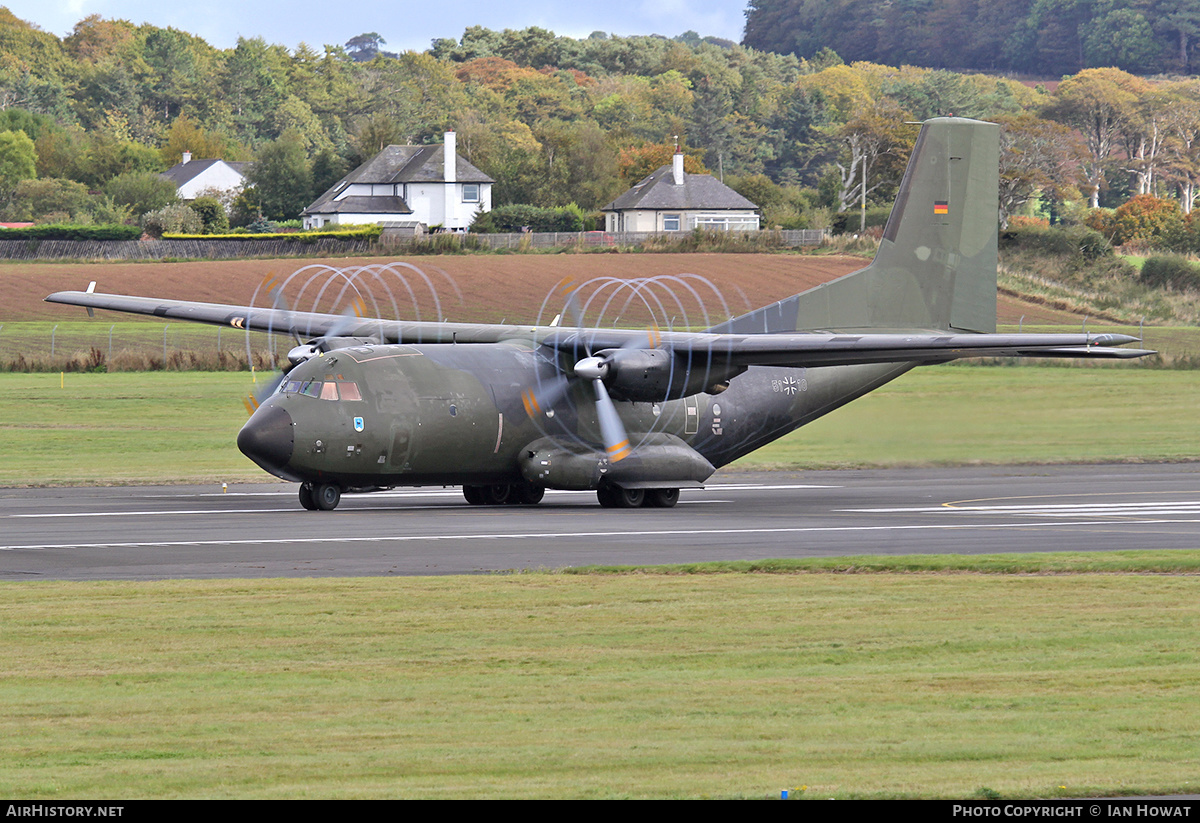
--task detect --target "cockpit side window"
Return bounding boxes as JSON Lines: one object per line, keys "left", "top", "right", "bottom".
{"left": 275, "top": 378, "right": 362, "bottom": 401}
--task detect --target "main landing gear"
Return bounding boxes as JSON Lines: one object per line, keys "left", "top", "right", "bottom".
{"left": 299, "top": 481, "right": 341, "bottom": 511}
{"left": 596, "top": 485, "right": 679, "bottom": 509}
{"left": 462, "top": 481, "right": 546, "bottom": 506}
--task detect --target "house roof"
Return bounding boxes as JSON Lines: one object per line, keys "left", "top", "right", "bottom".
{"left": 304, "top": 195, "right": 413, "bottom": 217}
{"left": 159, "top": 159, "right": 249, "bottom": 188}
{"left": 603, "top": 166, "right": 757, "bottom": 212}
{"left": 304, "top": 143, "right": 493, "bottom": 216}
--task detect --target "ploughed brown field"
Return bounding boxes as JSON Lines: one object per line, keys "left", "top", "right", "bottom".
{"left": 2, "top": 252, "right": 1085, "bottom": 326}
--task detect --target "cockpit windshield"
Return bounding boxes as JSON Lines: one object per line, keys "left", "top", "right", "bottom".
{"left": 278, "top": 379, "right": 362, "bottom": 401}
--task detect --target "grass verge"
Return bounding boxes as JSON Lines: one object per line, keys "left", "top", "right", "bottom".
{"left": 2, "top": 562, "right": 1198, "bottom": 798}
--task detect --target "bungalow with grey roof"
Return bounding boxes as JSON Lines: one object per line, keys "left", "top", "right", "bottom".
{"left": 602, "top": 151, "right": 759, "bottom": 233}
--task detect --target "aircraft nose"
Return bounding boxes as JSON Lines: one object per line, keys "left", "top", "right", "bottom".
{"left": 238, "top": 403, "right": 294, "bottom": 473}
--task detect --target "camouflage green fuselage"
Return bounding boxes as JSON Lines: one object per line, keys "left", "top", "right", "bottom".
{"left": 248, "top": 339, "right": 912, "bottom": 490}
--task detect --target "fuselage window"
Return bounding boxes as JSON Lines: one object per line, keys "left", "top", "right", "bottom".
{"left": 320, "top": 382, "right": 339, "bottom": 401}
{"left": 338, "top": 382, "right": 363, "bottom": 401}
{"left": 300, "top": 380, "right": 321, "bottom": 398}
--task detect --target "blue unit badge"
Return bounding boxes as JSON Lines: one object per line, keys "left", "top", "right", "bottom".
{"left": 354, "top": 416, "right": 364, "bottom": 432}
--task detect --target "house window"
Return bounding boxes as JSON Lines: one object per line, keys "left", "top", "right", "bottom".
{"left": 663, "top": 213, "right": 681, "bottom": 231}
{"left": 463, "top": 184, "right": 480, "bottom": 203}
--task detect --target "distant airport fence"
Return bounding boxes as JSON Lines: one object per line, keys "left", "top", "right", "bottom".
{"left": 0, "top": 229, "right": 830, "bottom": 261}
{"left": 0, "top": 321, "right": 293, "bottom": 372}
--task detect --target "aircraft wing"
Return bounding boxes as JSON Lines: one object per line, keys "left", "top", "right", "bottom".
{"left": 620, "top": 330, "right": 1155, "bottom": 366}
{"left": 43, "top": 290, "right": 528, "bottom": 344}
{"left": 45, "top": 289, "right": 1154, "bottom": 364}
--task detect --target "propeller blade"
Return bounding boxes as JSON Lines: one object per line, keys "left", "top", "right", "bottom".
{"left": 555, "top": 277, "right": 585, "bottom": 330}
{"left": 521, "top": 373, "right": 570, "bottom": 419}
{"left": 326, "top": 296, "right": 367, "bottom": 339}
{"left": 262, "top": 274, "right": 303, "bottom": 346}
{"left": 593, "top": 378, "right": 632, "bottom": 463}
{"left": 245, "top": 371, "right": 287, "bottom": 416}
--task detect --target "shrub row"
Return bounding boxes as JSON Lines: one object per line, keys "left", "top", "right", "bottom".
{"left": 471, "top": 204, "right": 587, "bottom": 233}
{"left": 162, "top": 225, "right": 382, "bottom": 242}
{"left": 0, "top": 223, "right": 142, "bottom": 241}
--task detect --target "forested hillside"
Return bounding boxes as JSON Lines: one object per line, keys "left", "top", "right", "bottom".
{"left": 4, "top": 5, "right": 1200, "bottom": 244}
{"left": 744, "top": 0, "right": 1200, "bottom": 76}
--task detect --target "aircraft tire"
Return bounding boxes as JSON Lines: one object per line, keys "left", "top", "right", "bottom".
{"left": 509, "top": 481, "right": 545, "bottom": 505}
{"left": 598, "top": 484, "right": 644, "bottom": 508}
{"left": 645, "top": 488, "right": 680, "bottom": 508}
{"left": 616, "top": 487, "right": 645, "bottom": 508}
{"left": 462, "top": 485, "right": 487, "bottom": 505}
{"left": 298, "top": 482, "right": 318, "bottom": 511}
{"left": 315, "top": 483, "right": 341, "bottom": 511}
{"left": 482, "top": 484, "right": 511, "bottom": 505}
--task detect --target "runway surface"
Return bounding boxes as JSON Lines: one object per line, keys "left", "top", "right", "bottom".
{"left": 2, "top": 463, "right": 1198, "bottom": 580}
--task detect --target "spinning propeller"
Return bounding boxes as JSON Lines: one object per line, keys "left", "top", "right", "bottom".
{"left": 521, "top": 278, "right": 668, "bottom": 463}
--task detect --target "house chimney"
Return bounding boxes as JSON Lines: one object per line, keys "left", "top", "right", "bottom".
{"left": 673, "top": 150, "right": 684, "bottom": 186}
{"left": 444, "top": 131, "right": 456, "bottom": 183}
{"left": 182, "top": 150, "right": 191, "bottom": 164}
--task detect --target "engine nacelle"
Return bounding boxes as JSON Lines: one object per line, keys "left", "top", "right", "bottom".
{"left": 599, "top": 348, "right": 744, "bottom": 403}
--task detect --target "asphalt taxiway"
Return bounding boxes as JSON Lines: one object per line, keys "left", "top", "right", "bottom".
{"left": 2, "top": 463, "right": 1198, "bottom": 580}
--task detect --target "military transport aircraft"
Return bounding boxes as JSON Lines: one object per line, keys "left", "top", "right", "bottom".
{"left": 46, "top": 117, "right": 1151, "bottom": 510}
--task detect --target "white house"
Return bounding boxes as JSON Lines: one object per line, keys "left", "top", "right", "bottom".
{"left": 602, "top": 152, "right": 759, "bottom": 233}
{"left": 159, "top": 153, "right": 250, "bottom": 201}
{"left": 302, "top": 132, "right": 492, "bottom": 231}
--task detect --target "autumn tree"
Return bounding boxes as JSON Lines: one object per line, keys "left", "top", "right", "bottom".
{"left": 831, "top": 98, "right": 914, "bottom": 213}
{"left": 1046, "top": 69, "right": 1149, "bottom": 209}
{"left": 617, "top": 143, "right": 707, "bottom": 183}
{"left": 1160, "top": 81, "right": 1200, "bottom": 213}
{"left": 996, "top": 114, "right": 1080, "bottom": 228}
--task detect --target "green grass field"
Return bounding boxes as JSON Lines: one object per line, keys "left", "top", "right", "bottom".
{"left": 2, "top": 568, "right": 1198, "bottom": 799}
{"left": 4, "top": 366, "right": 1198, "bottom": 799}
{"left": 2, "top": 366, "right": 1195, "bottom": 486}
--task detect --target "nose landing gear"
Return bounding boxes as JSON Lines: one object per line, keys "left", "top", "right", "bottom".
{"left": 299, "top": 482, "right": 342, "bottom": 511}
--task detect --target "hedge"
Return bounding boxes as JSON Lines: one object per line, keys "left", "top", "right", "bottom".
{"left": 162, "top": 225, "right": 382, "bottom": 242}
{"left": 0, "top": 224, "right": 142, "bottom": 241}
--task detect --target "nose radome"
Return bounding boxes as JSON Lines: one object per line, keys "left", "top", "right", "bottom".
{"left": 238, "top": 403, "right": 294, "bottom": 475}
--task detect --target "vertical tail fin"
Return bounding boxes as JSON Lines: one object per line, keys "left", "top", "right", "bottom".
{"left": 713, "top": 117, "right": 999, "bottom": 334}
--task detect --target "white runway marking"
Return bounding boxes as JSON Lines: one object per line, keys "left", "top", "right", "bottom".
{"left": 847, "top": 501, "right": 1200, "bottom": 518}
{"left": 4, "top": 483, "right": 837, "bottom": 519}
{"left": 1, "top": 520, "right": 1172, "bottom": 552}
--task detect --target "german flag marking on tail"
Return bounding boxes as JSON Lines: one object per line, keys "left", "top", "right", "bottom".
{"left": 933, "top": 200, "right": 949, "bottom": 215}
